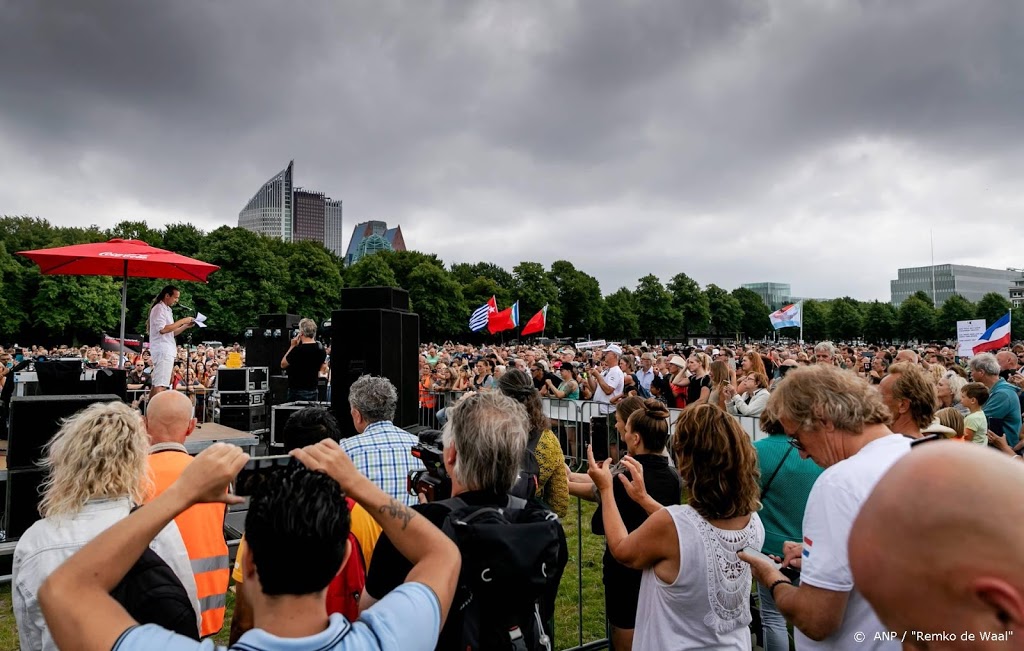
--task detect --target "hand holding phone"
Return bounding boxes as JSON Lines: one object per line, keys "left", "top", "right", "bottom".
{"left": 741, "top": 546, "right": 782, "bottom": 570}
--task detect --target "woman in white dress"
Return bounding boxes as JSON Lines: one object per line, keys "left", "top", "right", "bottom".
{"left": 587, "top": 403, "right": 764, "bottom": 650}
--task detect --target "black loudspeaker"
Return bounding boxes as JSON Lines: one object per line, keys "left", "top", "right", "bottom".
{"left": 6, "top": 470, "right": 46, "bottom": 539}
{"left": 220, "top": 405, "right": 268, "bottom": 432}
{"left": 330, "top": 306, "right": 419, "bottom": 437}
{"left": 249, "top": 314, "right": 301, "bottom": 371}
{"left": 7, "top": 394, "right": 122, "bottom": 470}
{"left": 5, "top": 394, "right": 121, "bottom": 540}
{"left": 342, "top": 287, "right": 410, "bottom": 312}
{"left": 269, "top": 375, "right": 289, "bottom": 407}
{"left": 35, "top": 360, "right": 84, "bottom": 395}
{"left": 95, "top": 369, "right": 128, "bottom": 402}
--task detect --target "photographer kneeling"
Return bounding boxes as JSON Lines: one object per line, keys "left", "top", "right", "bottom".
{"left": 364, "top": 391, "right": 568, "bottom": 651}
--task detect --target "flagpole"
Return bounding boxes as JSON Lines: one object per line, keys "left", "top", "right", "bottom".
{"left": 799, "top": 300, "right": 804, "bottom": 344}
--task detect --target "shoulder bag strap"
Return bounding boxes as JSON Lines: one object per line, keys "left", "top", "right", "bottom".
{"left": 760, "top": 446, "right": 793, "bottom": 500}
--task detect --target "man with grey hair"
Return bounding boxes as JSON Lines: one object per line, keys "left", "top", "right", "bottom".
{"left": 813, "top": 342, "right": 836, "bottom": 366}
{"left": 970, "top": 352, "right": 1022, "bottom": 447}
{"left": 340, "top": 375, "right": 424, "bottom": 506}
{"left": 280, "top": 317, "right": 325, "bottom": 402}
{"left": 362, "top": 391, "right": 567, "bottom": 649}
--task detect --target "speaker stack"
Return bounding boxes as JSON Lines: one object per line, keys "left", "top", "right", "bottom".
{"left": 5, "top": 394, "right": 121, "bottom": 539}
{"left": 331, "top": 286, "right": 419, "bottom": 438}
{"left": 215, "top": 367, "right": 269, "bottom": 434}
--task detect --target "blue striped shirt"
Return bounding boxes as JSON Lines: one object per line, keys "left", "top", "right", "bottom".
{"left": 340, "top": 421, "right": 425, "bottom": 507}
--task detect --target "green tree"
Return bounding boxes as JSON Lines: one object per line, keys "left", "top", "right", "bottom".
{"left": 937, "top": 294, "right": 976, "bottom": 340}
{"left": 107, "top": 220, "right": 164, "bottom": 247}
{"left": 704, "top": 284, "right": 742, "bottom": 337}
{"left": 283, "top": 241, "right": 345, "bottom": 324}
{"left": 462, "top": 277, "right": 507, "bottom": 312}
{"left": 862, "top": 301, "right": 898, "bottom": 344}
{"left": 633, "top": 275, "right": 678, "bottom": 340}
{"left": 191, "top": 227, "right": 289, "bottom": 338}
{"left": 603, "top": 288, "right": 639, "bottom": 341}
{"left": 376, "top": 250, "right": 445, "bottom": 290}
{"left": 667, "top": 272, "right": 710, "bottom": 338}
{"left": 162, "top": 222, "right": 206, "bottom": 257}
{"left": 731, "top": 287, "right": 772, "bottom": 340}
{"left": 406, "top": 262, "right": 467, "bottom": 339}
{"left": 549, "top": 260, "right": 603, "bottom": 339}
{"left": 800, "top": 300, "right": 831, "bottom": 342}
{"left": 32, "top": 275, "right": 122, "bottom": 344}
{"left": 976, "top": 292, "right": 1013, "bottom": 330}
{"left": 0, "top": 242, "right": 28, "bottom": 338}
{"left": 450, "top": 262, "right": 515, "bottom": 293}
{"left": 828, "top": 297, "right": 863, "bottom": 342}
{"left": 1013, "top": 307, "right": 1024, "bottom": 341}
{"left": 513, "top": 262, "right": 561, "bottom": 333}
{"left": 347, "top": 253, "right": 399, "bottom": 289}
{"left": 898, "top": 295, "right": 936, "bottom": 342}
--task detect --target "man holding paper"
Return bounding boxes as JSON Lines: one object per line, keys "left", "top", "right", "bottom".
{"left": 148, "top": 285, "right": 195, "bottom": 400}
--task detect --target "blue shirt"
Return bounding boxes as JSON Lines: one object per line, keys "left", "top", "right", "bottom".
{"left": 340, "top": 421, "right": 425, "bottom": 507}
{"left": 983, "top": 379, "right": 1023, "bottom": 447}
{"left": 113, "top": 582, "right": 440, "bottom": 651}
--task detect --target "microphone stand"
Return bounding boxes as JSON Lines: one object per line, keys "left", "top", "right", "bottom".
{"left": 178, "top": 303, "right": 201, "bottom": 428}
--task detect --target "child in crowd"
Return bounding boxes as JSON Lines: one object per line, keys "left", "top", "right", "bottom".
{"left": 960, "top": 382, "right": 990, "bottom": 445}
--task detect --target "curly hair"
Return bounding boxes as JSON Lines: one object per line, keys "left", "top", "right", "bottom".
{"left": 671, "top": 404, "right": 761, "bottom": 520}
{"left": 39, "top": 401, "right": 150, "bottom": 518}
{"left": 626, "top": 398, "right": 671, "bottom": 452}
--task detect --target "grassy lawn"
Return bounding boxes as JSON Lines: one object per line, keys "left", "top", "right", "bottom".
{"left": 0, "top": 498, "right": 607, "bottom": 650}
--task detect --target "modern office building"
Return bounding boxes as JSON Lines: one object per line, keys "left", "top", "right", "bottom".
{"left": 293, "top": 189, "right": 325, "bottom": 243}
{"left": 890, "top": 264, "right": 1024, "bottom": 306}
{"left": 324, "top": 199, "right": 344, "bottom": 257}
{"left": 1010, "top": 278, "right": 1024, "bottom": 309}
{"left": 238, "top": 160, "right": 343, "bottom": 255}
{"left": 344, "top": 221, "right": 406, "bottom": 266}
{"left": 742, "top": 282, "right": 792, "bottom": 311}
{"left": 238, "top": 161, "right": 294, "bottom": 241}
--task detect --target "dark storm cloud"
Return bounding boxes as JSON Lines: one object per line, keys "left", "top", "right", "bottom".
{"left": 1, "top": 0, "right": 1022, "bottom": 301}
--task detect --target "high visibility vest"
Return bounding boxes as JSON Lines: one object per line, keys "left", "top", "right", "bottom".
{"left": 148, "top": 449, "right": 229, "bottom": 637}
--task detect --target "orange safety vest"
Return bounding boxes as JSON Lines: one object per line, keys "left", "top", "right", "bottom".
{"left": 147, "top": 448, "right": 230, "bottom": 637}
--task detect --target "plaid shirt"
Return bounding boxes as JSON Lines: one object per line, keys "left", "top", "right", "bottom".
{"left": 341, "top": 420, "right": 425, "bottom": 507}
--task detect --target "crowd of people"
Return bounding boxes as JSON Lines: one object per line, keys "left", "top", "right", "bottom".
{"left": 6, "top": 331, "right": 1024, "bottom": 650}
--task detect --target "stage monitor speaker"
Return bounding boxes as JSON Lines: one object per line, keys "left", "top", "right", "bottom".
{"left": 35, "top": 360, "right": 84, "bottom": 395}
{"left": 330, "top": 307, "right": 419, "bottom": 437}
{"left": 341, "top": 286, "right": 409, "bottom": 312}
{"left": 95, "top": 368, "right": 128, "bottom": 402}
{"left": 7, "top": 394, "right": 122, "bottom": 471}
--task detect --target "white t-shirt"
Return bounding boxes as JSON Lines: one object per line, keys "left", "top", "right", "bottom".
{"left": 796, "top": 434, "right": 911, "bottom": 651}
{"left": 148, "top": 302, "right": 176, "bottom": 354}
{"left": 592, "top": 365, "right": 624, "bottom": 415}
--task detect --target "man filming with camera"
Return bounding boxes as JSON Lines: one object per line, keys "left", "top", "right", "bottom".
{"left": 364, "top": 391, "right": 567, "bottom": 651}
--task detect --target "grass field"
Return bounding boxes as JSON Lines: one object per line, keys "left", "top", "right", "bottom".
{"left": 0, "top": 498, "right": 608, "bottom": 651}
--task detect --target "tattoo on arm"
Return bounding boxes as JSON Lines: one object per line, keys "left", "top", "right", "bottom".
{"left": 379, "top": 499, "right": 416, "bottom": 530}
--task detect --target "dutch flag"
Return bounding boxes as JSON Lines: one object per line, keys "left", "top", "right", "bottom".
{"left": 972, "top": 312, "right": 1012, "bottom": 355}
{"left": 769, "top": 303, "right": 802, "bottom": 330}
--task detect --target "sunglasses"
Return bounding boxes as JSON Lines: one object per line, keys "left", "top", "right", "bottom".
{"left": 787, "top": 437, "right": 805, "bottom": 452}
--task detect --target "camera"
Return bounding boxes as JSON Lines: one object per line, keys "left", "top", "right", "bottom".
{"left": 407, "top": 429, "right": 451, "bottom": 502}
{"left": 234, "top": 455, "right": 294, "bottom": 496}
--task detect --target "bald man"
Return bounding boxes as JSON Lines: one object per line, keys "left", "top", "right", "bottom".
{"left": 894, "top": 349, "right": 919, "bottom": 365}
{"left": 145, "top": 391, "right": 230, "bottom": 637}
{"left": 850, "top": 443, "right": 1024, "bottom": 649}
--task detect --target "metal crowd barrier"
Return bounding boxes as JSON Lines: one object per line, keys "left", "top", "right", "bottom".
{"left": 416, "top": 391, "right": 768, "bottom": 650}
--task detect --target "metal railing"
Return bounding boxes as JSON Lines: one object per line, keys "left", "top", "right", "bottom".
{"left": 416, "top": 391, "right": 767, "bottom": 650}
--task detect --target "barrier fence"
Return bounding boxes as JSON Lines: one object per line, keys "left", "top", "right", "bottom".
{"left": 416, "top": 390, "right": 767, "bottom": 650}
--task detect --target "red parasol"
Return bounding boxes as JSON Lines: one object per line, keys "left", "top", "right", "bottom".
{"left": 18, "top": 238, "right": 220, "bottom": 359}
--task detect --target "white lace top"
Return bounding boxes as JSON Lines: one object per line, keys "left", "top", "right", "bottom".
{"left": 633, "top": 504, "right": 764, "bottom": 650}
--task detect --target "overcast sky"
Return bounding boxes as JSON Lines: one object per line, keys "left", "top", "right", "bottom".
{"left": 2, "top": 0, "right": 1022, "bottom": 301}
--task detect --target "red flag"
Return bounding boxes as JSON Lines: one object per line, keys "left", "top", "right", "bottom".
{"left": 488, "top": 301, "right": 519, "bottom": 334}
{"left": 521, "top": 305, "right": 548, "bottom": 336}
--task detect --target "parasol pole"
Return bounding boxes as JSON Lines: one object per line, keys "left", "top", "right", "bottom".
{"left": 119, "top": 260, "right": 128, "bottom": 368}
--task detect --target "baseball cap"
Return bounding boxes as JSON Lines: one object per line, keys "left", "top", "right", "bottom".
{"left": 603, "top": 344, "right": 623, "bottom": 356}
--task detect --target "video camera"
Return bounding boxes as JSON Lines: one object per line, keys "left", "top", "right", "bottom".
{"left": 407, "top": 428, "right": 451, "bottom": 502}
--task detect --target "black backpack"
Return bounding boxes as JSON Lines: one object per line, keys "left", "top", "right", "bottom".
{"left": 110, "top": 546, "right": 199, "bottom": 640}
{"left": 438, "top": 496, "right": 568, "bottom": 651}
{"left": 508, "top": 435, "right": 542, "bottom": 500}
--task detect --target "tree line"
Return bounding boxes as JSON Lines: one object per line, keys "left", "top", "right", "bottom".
{"left": 2, "top": 216, "right": 1022, "bottom": 345}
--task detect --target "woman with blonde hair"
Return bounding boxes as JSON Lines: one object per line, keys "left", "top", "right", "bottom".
{"left": 679, "top": 352, "right": 712, "bottom": 406}
{"left": 13, "top": 401, "right": 198, "bottom": 650}
{"left": 588, "top": 404, "right": 763, "bottom": 649}
{"left": 934, "top": 407, "right": 966, "bottom": 440}
{"left": 707, "top": 360, "right": 735, "bottom": 411}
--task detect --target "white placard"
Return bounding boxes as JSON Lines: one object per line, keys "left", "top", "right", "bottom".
{"left": 575, "top": 339, "right": 607, "bottom": 350}
{"left": 957, "top": 319, "right": 987, "bottom": 357}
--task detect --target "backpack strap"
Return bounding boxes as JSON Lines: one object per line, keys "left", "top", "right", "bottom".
{"left": 760, "top": 446, "right": 793, "bottom": 500}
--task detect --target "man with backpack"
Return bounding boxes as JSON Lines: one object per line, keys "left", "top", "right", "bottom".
{"left": 363, "top": 391, "right": 568, "bottom": 651}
